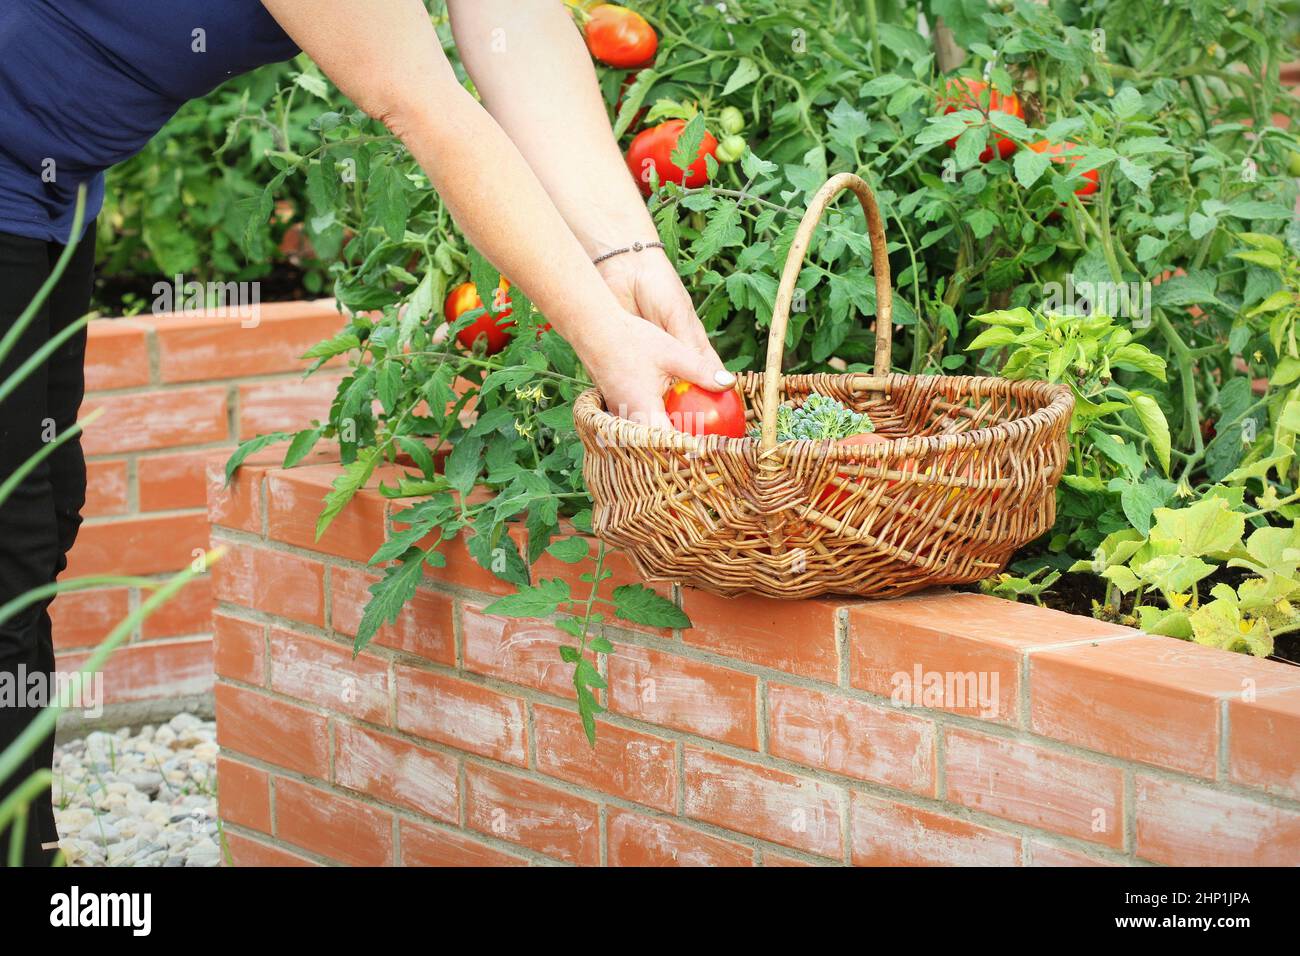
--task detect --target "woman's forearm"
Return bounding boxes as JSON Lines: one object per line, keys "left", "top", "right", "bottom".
{"left": 446, "top": 0, "right": 657, "bottom": 256}
{"left": 389, "top": 82, "right": 629, "bottom": 343}
{"left": 260, "top": 0, "right": 628, "bottom": 356}
{"left": 260, "top": 0, "right": 728, "bottom": 422}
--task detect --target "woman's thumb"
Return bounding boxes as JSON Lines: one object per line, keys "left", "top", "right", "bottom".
{"left": 666, "top": 341, "right": 736, "bottom": 392}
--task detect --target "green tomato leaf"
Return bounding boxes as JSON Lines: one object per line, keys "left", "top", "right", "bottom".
{"left": 483, "top": 578, "right": 572, "bottom": 619}
{"left": 545, "top": 536, "right": 590, "bottom": 564}
{"left": 721, "top": 57, "right": 761, "bottom": 96}
{"left": 611, "top": 584, "right": 690, "bottom": 629}
{"left": 1128, "top": 391, "right": 1171, "bottom": 476}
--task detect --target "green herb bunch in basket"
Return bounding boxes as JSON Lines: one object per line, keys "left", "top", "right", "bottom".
{"left": 753, "top": 392, "right": 876, "bottom": 442}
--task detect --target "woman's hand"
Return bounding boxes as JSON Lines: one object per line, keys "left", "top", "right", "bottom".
{"left": 579, "top": 310, "right": 736, "bottom": 431}
{"left": 596, "top": 248, "right": 715, "bottom": 357}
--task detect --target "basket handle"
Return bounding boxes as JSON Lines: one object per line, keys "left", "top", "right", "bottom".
{"left": 758, "top": 173, "right": 893, "bottom": 452}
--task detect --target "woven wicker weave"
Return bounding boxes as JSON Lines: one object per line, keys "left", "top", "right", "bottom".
{"left": 573, "top": 173, "right": 1074, "bottom": 599}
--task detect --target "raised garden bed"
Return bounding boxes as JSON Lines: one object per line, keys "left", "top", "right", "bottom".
{"left": 52, "top": 300, "right": 347, "bottom": 721}
{"left": 208, "top": 456, "right": 1300, "bottom": 866}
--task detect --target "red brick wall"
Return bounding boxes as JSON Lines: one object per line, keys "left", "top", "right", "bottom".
{"left": 210, "top": 461, "right": 1300, "bottom": 866}
{"left": 54, "top": 301, "right": 346, "bottom": 707}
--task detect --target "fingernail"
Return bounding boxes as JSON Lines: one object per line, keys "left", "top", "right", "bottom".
{"left": 714, "top": 369, "right": 736, "bottom": 387}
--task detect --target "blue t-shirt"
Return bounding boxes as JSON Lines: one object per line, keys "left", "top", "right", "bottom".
{"left": 0, "top": 1, "right": 300, "bottom": 244}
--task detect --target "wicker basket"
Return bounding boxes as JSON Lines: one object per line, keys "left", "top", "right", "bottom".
{"left": 573, "top": 173, "right": 1074, "bottom": 599}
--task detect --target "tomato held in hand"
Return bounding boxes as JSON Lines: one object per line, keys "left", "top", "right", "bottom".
{"left": 1027, "top": 140, "right": 1099, "bottom": 196}
{"left": 663, "top": 380, "right": 746, "bottom": 438}
{"left": 585, "top": 4, "right": 657, "bottom": 69}
{"left": 626, "top": 120, "right": 719, "bottom": 196}
{"left": 445, "top": 279, "right": 514, "bottom": 354}
{"left": 938, "top": 78, "right": 1023, "bottom": 162}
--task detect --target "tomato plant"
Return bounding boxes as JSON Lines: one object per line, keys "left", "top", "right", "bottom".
{"left": 939, "top": 77, "right": 1023, "bottom": 162}
{"left": 1026, "top": 140, "right": 1099, "bottom": 196}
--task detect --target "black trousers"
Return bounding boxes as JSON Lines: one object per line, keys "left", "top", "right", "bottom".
{"left": 0, "top": 225, "right": 95, "bottom": 866}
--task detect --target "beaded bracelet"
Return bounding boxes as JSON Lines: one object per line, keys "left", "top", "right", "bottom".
{"left": 591, "top": 240, "right": 666, "bottom": 266}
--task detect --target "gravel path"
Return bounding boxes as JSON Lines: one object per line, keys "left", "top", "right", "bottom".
{"left": 53, "top": 712, "right": 221, "bottom": 867}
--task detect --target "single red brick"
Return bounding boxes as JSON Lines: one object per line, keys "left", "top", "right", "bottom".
{"left": 333, "top": 722, "right": 458, "bottom": 823}
{"left": 1026, "top": 840, "right": 1118, "bottom": 867}
{"left": 223, "top": 831, "right": 318, "bottom": 867}
{"left": 532, "top": 703, "right": 676, "bottom": 812}
{"left": 214, "top": 682, "right": 329, "bottom": 777}
{"left": 238, "top": 373, "right": 345, "bottom": 440}
{"left": 274, "top": 776, "right": 394, "bottom": 867}
{"left": 212, "top": 613, "right": 265, "bottom": 685}
{"left": 138, "top": 449, "right": 213, "bottom": 511}
{"left": 607, "top": 808, "right": 752, "bottom": 867}
{"left": 83, "top": 459, "right": 128, "bottom": 517}
{"left": 1135, "top": 774, "right": 1300, "bottom": 866}
{"left": 212, "top": 542, "right": 326, "bottom": 627}
{"left": 464, "top": 764, "right": 600, "bottom": 865}
{"left": 461, "top": 603, "right": 585, "bottom": 699}
{"left": 608, "top": 642, "right": 759, "bottom": 749}
{"left": 150, "top": 301, "right": 346, "bottom": 383}
{"left": 59, "top": 637, "right": 213, "bottom": 704}
{"left": 140, "top": 575, "right": 212, "bottom": 639}
{"left": 681, "top": 588, "right": 842, "bottom": 683}
{"left": 399, "top": 819, "right": 527, "bottom": 867}
{"left": 395, "top": 667, "right": 528, "bottom": 766}
{"left": 767, "top": 683, "right": 935, "bottom": 795}
{"left": 49, "top": 587, "right": 130, "bottom": 650}
{"left": 80, "top": 386, "right": 228, "bottom": 455}
{"left": 943, "top": 727, "right": 1124, "bottom": 847}
{"left": 85, "top": 320, "right": 151, "bottom": 390}
{"left": 269, "top": 627, "right": 390, "bottom": 724}
{"left": 206, "top": 456, "right": 263, "bottom": 535}
{"left": 216, "top": 757, "right": 271, "bottom": 833}
{"left": 683, "top": 747, "right": 843, "bottom": 857}
{"left": 65, "top": 513, "right": 209, "bottom": 577}
{"left": 266, "top": 465, "right": 388, "bottom": 563}
{"left": 849, "top": 791, "right": 1021, "bottom": 866}
{"left": 1229, "top": 688, "right": 1300, "bottom": 800}
{"left": 850, "top": 593, "right": 1132, "bottom": 726}
{"left": 1031, "top": 634, "right": 1300, "bottom": 778}
{"left": 331, "top": 566, "right": 454, "bottom": 666}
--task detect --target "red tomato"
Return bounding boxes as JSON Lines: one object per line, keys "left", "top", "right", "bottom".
{"left": 938, "top": 451, "right": 1001, "bottom": 510}
{"left": 1027, "top": 140, "right": 1099, "bottom": 196}
{"left": 444, "top": 279, "right": 514, "bottom": 354}
{"left": 584, "top": 4, "right": 657, "bottom": 69}
{"left": 626, "top": 120, "right": 719, "bottom": 196}
{"left": 444, "top": 279, "right": 552, "bottom": 352}
{"left": 663, "top": 380, "right": 746, "bottom": 438}
{"left": 939, "top": 78, "right": 1023, "bottom": 162}
{"left": 817, "top": 432, "right": 891, "bottom": 508}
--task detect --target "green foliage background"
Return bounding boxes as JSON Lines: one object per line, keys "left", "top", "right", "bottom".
{"left": 98, "top": 1, "right": 1300, "bottom": 713}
